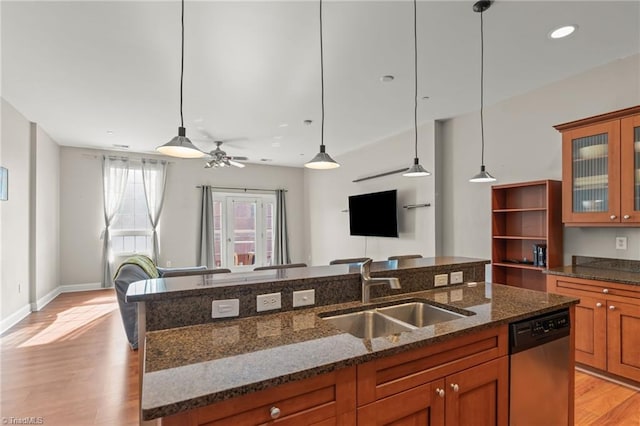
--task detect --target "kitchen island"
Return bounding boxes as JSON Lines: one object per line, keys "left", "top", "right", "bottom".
{"left": 138, "top": 281, "right": 578, "bottom": 424}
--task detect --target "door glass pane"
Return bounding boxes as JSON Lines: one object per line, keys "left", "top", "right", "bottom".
{"left": 265, "top": 202, "right": 274, "bottom": 266}
{"left": 635, "top": 127, "right": 640, "bottom": 211}
{"left": 572, "top": 133, "right": 608, "bottom": 213}
{"left": 232, "top": 200, "right": 256, "bottom": 266}
{"left": 213, "top": 200, "right": 223, "bottom": 267}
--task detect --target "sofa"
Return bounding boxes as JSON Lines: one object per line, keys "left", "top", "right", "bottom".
{"left": 114, "top": 255, "right": 230, "bottom": 350}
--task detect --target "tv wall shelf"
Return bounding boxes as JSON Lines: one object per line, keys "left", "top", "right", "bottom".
{"left": 491, "top": 180, "right": 563, "bottom": 292}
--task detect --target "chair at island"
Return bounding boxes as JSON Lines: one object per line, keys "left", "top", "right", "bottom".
{"left": 113, "top": 255, "right": 230, "bottom": 350}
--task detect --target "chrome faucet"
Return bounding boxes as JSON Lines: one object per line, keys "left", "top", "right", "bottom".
{"left": 360, "top": 259, "right": 401, "bottom": 304}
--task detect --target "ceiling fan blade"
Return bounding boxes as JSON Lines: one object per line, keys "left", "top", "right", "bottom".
{"left": 229, "top": 156, "right": 248, "bottom": 161}
{"left": 228, "top": 160, "right": 246, "bottom": 168}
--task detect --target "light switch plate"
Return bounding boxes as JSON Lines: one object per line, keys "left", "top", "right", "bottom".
{"left": 450, "top": 271, "right": 463, "bottom": 284}
{"left": 211, "top": 299, "right": 240, "bottom": 318}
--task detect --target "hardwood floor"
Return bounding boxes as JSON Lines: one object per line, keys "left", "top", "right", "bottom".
{"left": 1, "top": 290, "right": 638, "bottom": 426}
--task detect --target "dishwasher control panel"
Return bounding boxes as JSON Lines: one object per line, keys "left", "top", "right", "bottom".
{"left": 510, "top": 309, "right": 570, "bottom": 354}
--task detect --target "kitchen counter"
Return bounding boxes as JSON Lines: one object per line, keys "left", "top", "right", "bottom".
{"left": 141, "top": 282, "right": 578, "bottom": 420}
{"left": 545, "top": 256, "right": 640, "bottom": 286}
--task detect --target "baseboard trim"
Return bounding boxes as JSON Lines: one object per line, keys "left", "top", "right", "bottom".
{"left": 31, "top": 287, "right": 62, "bottom": 312}
{"left": 59, "top": 282, "right": 103, "bottom": 293}
{"left": 1, "top": 304, "right": 32, "bottom": 335}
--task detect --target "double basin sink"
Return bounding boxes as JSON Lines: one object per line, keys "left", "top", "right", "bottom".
{"left": 319, "top": 299, "right": 474, "bottom": 339}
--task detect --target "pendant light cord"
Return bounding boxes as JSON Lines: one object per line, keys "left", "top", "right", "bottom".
{"left": 480, "top": 8, "right": 485, "bottom": 166}
{"left": 320, "top": 0, "right": 325, "bottom": 148}
{"left": 413, "top": 0, "right": 418, "bottom": 159}
{"left": 180, "top": 0, "right": 185, "bottom": 128}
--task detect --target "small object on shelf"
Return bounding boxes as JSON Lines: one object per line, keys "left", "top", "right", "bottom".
{"left": 578, "top": 144, "right": 608, "bottom": 159}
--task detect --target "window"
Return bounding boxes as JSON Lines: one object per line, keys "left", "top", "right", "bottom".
{"left": 111, "top": 167, "right": 152, "bottom": 256}
{"left": 212, "top": 192, "right": 275, "bottom": 270}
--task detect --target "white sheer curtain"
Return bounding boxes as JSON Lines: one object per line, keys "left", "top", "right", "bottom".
{"left": 141, "top": 159, "right": 168, "bottom": 264}
{"left": 274, "top": 189, "right": 291, "bottom": 264}
{"left": 198, "top": 185, "right": 216, "bottom": 268}
{"left": 102, "top": 156, "right": 129, "bottom": 288}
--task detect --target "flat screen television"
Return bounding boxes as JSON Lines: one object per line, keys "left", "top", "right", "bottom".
{"left": 348, "top": 189, "right": 398, "bottom": 237}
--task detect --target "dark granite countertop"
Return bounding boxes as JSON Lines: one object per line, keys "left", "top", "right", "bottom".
{"left": 127, "top": 256, "right": 489, "bottom": 302}
{"left": 141, "top": 282, "right": 577, "bottom": 420}
{"left": 545, "top": 256, "right": 640, "bottom": 286}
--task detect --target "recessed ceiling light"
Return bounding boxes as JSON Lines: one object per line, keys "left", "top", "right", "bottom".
{"left": 278, "top": 123, "right": 288, "bottom": 128}
{"left": 273, "top": 135, "right": 282, "bottom": 140}
{"left": 193, "top": 118, "right": 204, "bottom": 123}
{"left": 106, "top": 130, "right": 114, "bottom": 135}
{"left": 380, "top": 75, "right": 395, "bottom": 82}
{"left": 272, "top": 142, "right": 281, "bottom": 147}
{"left": 422, "top": 96, "right": 430, "bottom": 100}
{"left": 303, "top": 119, "right": 313, "bottom": 126}
{"left": 549, "top": 25, "right": 577, "bottom": 39}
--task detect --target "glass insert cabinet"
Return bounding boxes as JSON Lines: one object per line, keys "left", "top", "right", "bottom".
{"left": 555, "top": 106, "right": 640, "bottom": 225}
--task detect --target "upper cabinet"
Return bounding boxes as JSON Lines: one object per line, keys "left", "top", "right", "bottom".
{"left": 555, "top": 106, "right": 640, "bottom": 226}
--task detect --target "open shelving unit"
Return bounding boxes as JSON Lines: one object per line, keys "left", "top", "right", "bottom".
{"left": 491, "top": 180, "right": 563, "bottom": 292}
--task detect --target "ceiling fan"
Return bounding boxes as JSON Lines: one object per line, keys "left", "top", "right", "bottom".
{"left": 204, "top": 141, "right": 248, "bottom": 169}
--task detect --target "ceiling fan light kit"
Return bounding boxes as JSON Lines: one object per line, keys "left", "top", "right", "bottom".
{"left": 469, "top": 0, "right": 496, "bottom": 183}
{"left": 156, "top": 0, "right": 205, "bottom": 159}
{"left": 402, "top": 0, "right": 430, "bottom": 178}
{"left": 204, "top": 141, "right": 248, "bottom": 169}
{"left": 304, "top": 0, "right": 340, "bottom": 170}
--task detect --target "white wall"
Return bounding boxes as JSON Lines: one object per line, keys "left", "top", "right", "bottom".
{"left": 59, "top": 147, "right": 306, "bottom": 285}
{"left": 1, "top": 99, "right": 32, "bottom": 323}
{"left": 305, "top": 123, "right": 436, "bottom": 265}
{"left": 34, "top": 125, "right": 60, "bottom": 302}
{"left": 441, "top": 54, "right": 640, "bottom": 264}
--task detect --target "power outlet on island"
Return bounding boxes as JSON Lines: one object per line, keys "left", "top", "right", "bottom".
{"left": 257, "top": 292, "right": 282, "bottom": 312}
{"left": 434, "top": 274, "right": 448, "bottom": 287}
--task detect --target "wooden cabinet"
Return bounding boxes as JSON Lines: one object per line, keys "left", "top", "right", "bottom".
{"left": 161, "top": 366, "right": 357, "bottom": 426}
{"left": 554, "top": 105, "right": 640, "bottom": 226}
{"left": 547, "top": 275, "right": 640, "bottom": 383}
{"left": 357, "top": 326, "right": 509, "bottom": 426}
{"left": 491, "top": 180, "right": 563, "bottom": 292}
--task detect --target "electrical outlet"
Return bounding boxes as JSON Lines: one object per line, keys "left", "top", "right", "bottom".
{"left": 450, "top": 271, "right": 464, "bottom": 284}
{"left": 257, "top": 292, "right": 282, "bottom": 312}
{"left": 615, "top": 237, "right": 628, "bottom": 250}
{"left": 293, "top": 289, "right": 315, "bottom": 307}
{"left": 212, "top": 299, "right": 240, "bottom": 318}
{"left": 166, "top": 260, "right": 172, "bottom": 267}
{"left": 434, "top": 274, "right": 448, "bottom": 287}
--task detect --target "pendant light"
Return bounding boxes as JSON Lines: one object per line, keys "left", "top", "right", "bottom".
{"left": 403, "top": 0, "right": 431, "bottom": 178}
{"left": 156, "top": 0, "right": 205, "bottom": 159}
{"left": 469, "top": 0, "right": 496, "bottom": 183}
{"left": 305, "top": 0, "right": 340, "bottom": 170}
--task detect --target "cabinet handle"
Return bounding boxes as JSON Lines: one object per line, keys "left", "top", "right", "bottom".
{"left": 596, "top": 302, "right": 603, "bottom": 308}
{"left": 436, "top": 388, "right": 445, "bottom": 398}
{"left": 623, "top": 215, "right": 631, "bottom": 220}
{"left": 609, "top": 305, "right": 616, "bottom": 311}
{"left": 610, "top": 215, "right": 617, "bottom": 220}
{"left": 270, "top": 406, "right": 281, "bottom": 419}
{"left": 450, "top": 383, "right": 459, "bottom": 392}
{"left": 602, "top": 288, "right": 609, "bottom": 294}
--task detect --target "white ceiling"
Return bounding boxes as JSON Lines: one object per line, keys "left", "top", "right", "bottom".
{"left": 2, "top": 1, "right": 639, "bottom": 167}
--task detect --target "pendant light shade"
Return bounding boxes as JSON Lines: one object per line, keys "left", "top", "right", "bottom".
{"left": 469, "top": 0, "right": 496, "bottom": 183}
{"left": 156, "top": 0, "right": 205, "bottom": 159}
{"left": 305, "top": 0, "right": 340, "bottom": 170}
{"left": 403, "top": 0, "right": 430, "bottom": 178}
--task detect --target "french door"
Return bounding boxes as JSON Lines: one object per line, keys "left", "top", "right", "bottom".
{"left": 213, "top": 193, "right": 275, "bottom": 270}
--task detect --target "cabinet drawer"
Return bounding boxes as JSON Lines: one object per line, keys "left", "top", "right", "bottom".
{"left": 162, "top": 367, "right": 356, "bottom": 426}
{"left": 357, "top": 326, "right": 507, "bottom": 405}
{"left": 551, "top": 276, "right": 640, "bottom": 302}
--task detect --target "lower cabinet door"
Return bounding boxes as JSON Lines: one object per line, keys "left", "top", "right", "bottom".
{"left": 444, "top": 357, "right": 509, "bottom": 426}
{"left": 607, "top": 300, "right": 640, "bottom": 382}
{"left": 574, "top": 294, "right": 607, "bottom": 370}
{"left": 357, "top": 379, "right": 445, "bottom": 426}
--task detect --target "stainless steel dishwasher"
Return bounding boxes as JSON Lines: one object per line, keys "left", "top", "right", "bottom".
{"left": 509, "top": 308, "right": 571, "bottom": 426}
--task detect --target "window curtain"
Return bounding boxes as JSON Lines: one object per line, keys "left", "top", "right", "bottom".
{"left": 141, "top": 159, "right": 168, "bottom": 264}
{"left": 274, "top": 189, "right": 291, "bottom": 265}
{"left": 101, "top": 156, "right": 129, "bottom": 287}
{"left": 198, "top": 185, "right": 216, "bottom": 268}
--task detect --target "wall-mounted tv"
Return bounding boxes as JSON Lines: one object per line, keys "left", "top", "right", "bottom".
{"left": 348, "top": 189, "right": 398, "bottom": 238}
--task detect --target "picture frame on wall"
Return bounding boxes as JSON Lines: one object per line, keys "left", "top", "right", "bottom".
{"left": 0, "top": 167, "right": 7, "bottom": 201}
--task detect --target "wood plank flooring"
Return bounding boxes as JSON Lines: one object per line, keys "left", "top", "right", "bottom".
{"left": 1, "top": 290, "right": 638, "bottom": 426}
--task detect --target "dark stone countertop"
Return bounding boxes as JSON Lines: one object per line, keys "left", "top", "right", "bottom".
{"left": 544, "top": 256, "right": 640, "bottom": 286}
{"left": 127, "top": 256, "right": 490, "bottom": 302}
{"left": 141, "top": 282, "right": 577, "bottom": 420}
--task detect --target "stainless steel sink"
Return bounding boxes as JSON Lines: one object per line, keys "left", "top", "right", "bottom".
{"left": 377, "top": 302, "right": 465, "bottom": 327}
{"left": 321, "top": 299, "right": 471, "bottom": 339}
{"left": 322, "top": 311, "right": 415, "bottom": 339}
